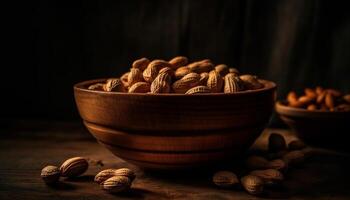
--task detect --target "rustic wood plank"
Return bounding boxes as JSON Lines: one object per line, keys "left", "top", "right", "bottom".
{"left": 1, "top": 127, "right": 350, "bottom": 200}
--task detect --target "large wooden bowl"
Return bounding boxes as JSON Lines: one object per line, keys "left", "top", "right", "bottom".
{"left": 74, "top": 79, "right": 276, "bottom": 170}
{"left": 275, "top": 101, "right": 350, "bottom": 151}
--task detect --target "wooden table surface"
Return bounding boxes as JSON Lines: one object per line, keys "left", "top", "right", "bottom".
{"left": 1, "top": 121, "right": 350, "bottom": 200}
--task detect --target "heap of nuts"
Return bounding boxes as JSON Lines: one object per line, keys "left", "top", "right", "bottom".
{"left": 88, "top": 56, "right": 264, "bottom": 94}
{"left": 41, "top": 157, "right": 135, "bottom": 194}
{"left": 41, "top": 157, "right": 89, "bottom": 185}
{"left": 213, "top": 133, "right": 312, "bottom": 196}
{"left": 286, "top": 87, "right": 350, "bottom": 111}
{"left": 95, "top": 168, "right": 135, "bottom": 193}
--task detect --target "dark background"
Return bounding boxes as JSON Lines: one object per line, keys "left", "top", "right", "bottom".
{"left": 2, "top": 0, "right": 350, "bottom": 124}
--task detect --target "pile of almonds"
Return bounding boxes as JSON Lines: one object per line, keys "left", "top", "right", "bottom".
{"left": 41, "top": 157, "right": 89, "bottom": 184}
{"left": 213, "top": 133, "right": 312, "bottom": 196}
{"left": 41, "top": 157, "right": 135, "bottom": 194}
{"left": 286, "top": 87, "right": 350, "bottom": 111}
{"left": 42, "top": 136, "right": 312, "bottom": 197}
{"left": 95, "top": 168, "right": 135, "bottom": 193}
{"left": 88, "top": 56, "right": 264, "bottom": 94}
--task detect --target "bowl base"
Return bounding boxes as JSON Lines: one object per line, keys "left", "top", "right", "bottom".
{"left": 85, "top": 121, "right": 265, "bottom": 170}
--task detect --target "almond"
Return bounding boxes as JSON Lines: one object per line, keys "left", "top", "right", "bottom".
{"left": 175, "top": 66, "right": 191, "bottom": 79}
{"left": 213, "top": 171, "right": 239, "bottom": 188}
{"left": 94, "top": 169, "right": 117, "bottom": 184}
{"left": 158, "top": 67, "right": 174, "bottom": 77}
{"left": 315, "top": 86, "right": 323, "bottom": 95}
{"left": 240, "top": 74, "right": 263, "bottom": 90}
{"left": 120, "top": 72, "right": 129, "bottom": 87}
{"left": 169, "top": 56, "right": 188, "bottom": 70}
{"left": 198, "top": 72, "right": 209, "bottom": 86}
{"left": 104, "top": 78, "right": 126, "bottom": 92}
{"left": 143, "top": 65, "right": 159, "bottom": 83}
{"left": 207, "top": 70, "right": 224, "bottom": 93}
{"left": 95, "top": 168, "right": 135, "bottom": 184}
{"left": 307, "top": 104, "right": 317, "bottom": 111}
{"left": 317, "top": 90, "right": 327, "bottom": 104}
{"left": 224, "top": 73, "right": 244, "bottom": 93}
{"left": 188, "top": 60, "right": 214, "bottom": 73}
{"left": 287, "top": 91, "right": 298, "bottom": 104}
{"left": 148, "top": 59, "right": 172, "bottom": 70}
{"left": 327, "top": 89, "right": 342, "bottom": 97}
{"left": 343, "top": 94, "right": 350, "bottom": 103}
{"left": 88, "top": 83, "right": 104, "bottom": 91}
{"left": 128, "top": 68, "right": 143, "bottom": 87}
{"left": 114, "top": 168, "right": 136, "bottom": 181}
{"left": 172, "top": 73, "right": 200, "bottom": 93}
{"left": 325, "top": 92, "right": 334, "bottom": 109}
{"left": 102, "top": 176, "right": 131, "bottom": 193}
{"left": 132, "top": 57, "right": 150, "bottom": 71}
{"left": 128, "top": 82, "right": 150, "bottom": 93}
{"left": 41, "top": 165, "right": 60, "bottom": 184}
{"left": 228, "top": 67, "right": 239, "bottom": 74}
{"left": 241, "top": 175, "right": 264, "bottom": 195}
{"left": 186, "top": 86, "right": 211, "bottom": 94}
{"left": 304, "top": 88, "right": 317, "bottom": 99}
{"left": 250, "top": 169, "right": 284, "bottom": 185}
{"left": 215, "top": 64, "right": 229, "bottom": 76}
{"left": 151, "top": 73, "right": 171, "bottom": 93}
{"left": 60, "top": 157, "right": 89, "bottom": 178}
{"left": 299, "top": 96, "right": 313, "bottom": 105}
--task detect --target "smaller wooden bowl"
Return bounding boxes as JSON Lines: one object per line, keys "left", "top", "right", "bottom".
{"left": 275, "top": 101, "right": 350, "bottom": 151}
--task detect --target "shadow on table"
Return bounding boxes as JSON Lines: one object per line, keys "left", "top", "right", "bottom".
{"left": 141, "top": 153, "right": 350, "bottom": 198}
{"left": 63, "top": 175, "right": 95, "bottom": 183}
{"left": 47, "top": 181, "right": 77, "bottom": 191}
{"left": 284, "top": 154, "right": 350, "bottom": 198}
{"left": 107, "top": 188, "right": 171, "bottom": 199}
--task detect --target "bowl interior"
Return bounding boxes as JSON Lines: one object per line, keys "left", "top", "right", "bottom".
{"left": 74, "top": 78, "right": 276, "bottom": 96}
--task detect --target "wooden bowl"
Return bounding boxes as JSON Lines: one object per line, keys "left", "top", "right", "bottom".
{"left": 275, "top": 101, "right": 350, "bottom": 151}
{"left": 74, "top": 79, "right": 276, "bottom": 170}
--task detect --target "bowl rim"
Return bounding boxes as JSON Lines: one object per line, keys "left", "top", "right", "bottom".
{"left": 275, "top": 101, "right": 350, "bottom": 118}
{"left": 74, "top": 78, "right": 276, "bottom": 97}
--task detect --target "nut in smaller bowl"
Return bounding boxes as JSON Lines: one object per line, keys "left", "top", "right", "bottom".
{"left": 275, "top": 101, "right": 350, "bottom": 151}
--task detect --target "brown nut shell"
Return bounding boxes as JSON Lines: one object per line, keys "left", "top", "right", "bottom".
{"left": 132, "top": 57, "right": 150, "bottom": 71}
{"left": 60, "top": 157, "right": 89, "bottom": 178}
